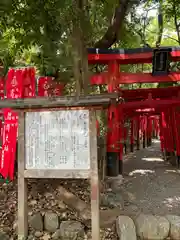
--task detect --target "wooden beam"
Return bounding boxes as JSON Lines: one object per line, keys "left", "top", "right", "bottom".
{"left": 0, "top": 93, "right": 118, "bottom": 110}
{"left": 120, "top": 86, "right": 180, "bottom": 100}
{"left": 121, "top": 99, "right": 180, "bottom": 110}
{"left": 88, "top": 47, "right": 180, "bottom": 64}
{"left": 124, "top": 109, "right": 161, "bottom": 117}
{"left": 121, "top": 85, "right": 180, "bottom": 95}
{"left": 18, "top": 112, "right": 28, "bottom": 240}
{"left": 91, "top": 72, "right": 180, "bottom": 85}
{"left": 89, "top": 110, "right": 100, "bottom": 240}
{"left": 24, "top": 169, "right": 90, "bottom": 178}
{"left": 88, "top": 52, "right": 153, "bottom": 64}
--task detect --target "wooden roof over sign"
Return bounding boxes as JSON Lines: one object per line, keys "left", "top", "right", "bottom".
{"left": 0, "top": 93, "right": 119, "bottom": 110}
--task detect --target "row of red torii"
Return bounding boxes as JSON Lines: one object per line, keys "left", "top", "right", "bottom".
{"left": 1, "top": 46, "right": 180, "bottom": 179}
{"left": 89, "top": 47, "right": 180, "bottom": 176}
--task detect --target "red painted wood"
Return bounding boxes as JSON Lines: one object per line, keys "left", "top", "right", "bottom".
{"left": 91, "top": 72, "right": 180, "bottom": 84}
{"left": 120, "top": 86, "right": 180, "bottom": 100}
{"left": 159, "top": 113, "right": 165, "bottom": 152}
{"left": 88, "top": 50, "right": 180, "bottom": 64}
{"left": 130, "top": 119, "right": 134, "bottom": 145}
{"left": 107, "top": 61, "right": 119, "bottom": 91}
{"left": 107, "top": 61, "right": 121, "bottom": 153}
{"left": 165, "top": 109, "right": 174, "bottom": 152}
{"left": 120, "top": 99, "right": 180, "bottom": 110}
{"left": 172, "top": 108, "right": 180, "bottom": 155}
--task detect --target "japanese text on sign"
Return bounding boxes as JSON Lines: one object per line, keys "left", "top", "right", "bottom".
{"left": 25, "top": 110, "right": 90, "bottom": 170}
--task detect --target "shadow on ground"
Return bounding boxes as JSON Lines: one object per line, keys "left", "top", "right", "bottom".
{"left": 122, "top": 140, "right": 180, "bottom": 215}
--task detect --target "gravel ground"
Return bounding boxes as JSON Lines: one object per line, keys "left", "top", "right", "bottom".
{"left": 1, "top": 139, "right": 180, "bottom": 239}
{"left": 122, "top": 139, "right": 180, "bottom": 216}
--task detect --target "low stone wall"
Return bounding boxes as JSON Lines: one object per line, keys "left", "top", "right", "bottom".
{"left": 116, "top": 214, "right": 180, "bottom": 240}
{"left": 29, "top": 212, "right": 85, "bottom": 239}
{"left": 28, "top": 212, "right": 180, "bottom": 240}
{"left": 1, "top": 212, "right": 177, "bottom": 239}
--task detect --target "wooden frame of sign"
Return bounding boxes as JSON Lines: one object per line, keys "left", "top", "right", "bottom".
{"left": 18, "top": 109, "right": 99, "bottom": 240}
{"left": 12, "top": 94, "right": 118, "bottom": 240}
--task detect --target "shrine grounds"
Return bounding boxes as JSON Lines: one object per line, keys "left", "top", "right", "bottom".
{"left": 1, "top": 139, "right": 180, "bottom": 239}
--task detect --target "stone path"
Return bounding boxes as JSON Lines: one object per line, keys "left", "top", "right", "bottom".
{"left": 121, "top": 139, "right": 180, "bottom": 216}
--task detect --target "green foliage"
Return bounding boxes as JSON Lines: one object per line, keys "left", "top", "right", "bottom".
{"left": 0, "top": 0, "right": 179, "bottom": 89}
{"left": 0, "top": 0, "right": 73, "bottom": 75}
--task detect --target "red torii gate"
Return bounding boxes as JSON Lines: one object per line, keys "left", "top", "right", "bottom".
{"left": 88, "top": 47, "right": 180, "bottom": 85}
{"left": 119, "top": 86, "right": 180, "bottom": 166}
{"left": 87, "top": 47, "right": 180, "bottom": 176}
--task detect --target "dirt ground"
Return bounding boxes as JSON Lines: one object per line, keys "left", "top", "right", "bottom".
{"left": 122, "top": 139, "right": 180, "bottom": 216}
{"left": 1, "top": 139, "right": 180, "bottom": 239}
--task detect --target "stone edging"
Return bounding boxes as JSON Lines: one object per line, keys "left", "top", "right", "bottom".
{"left": 1, "top": 212, "right": 178, "bottom": 239}
{"left": 116, "top": 214, "right": 180, "bottom": 240}
{"left": 29, "top": 212, "right": 180, "bottom": 239}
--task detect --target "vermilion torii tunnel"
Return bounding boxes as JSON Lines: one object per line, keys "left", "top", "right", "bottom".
{"left": 87, "top": 46, "right": 180, "bottom": 177}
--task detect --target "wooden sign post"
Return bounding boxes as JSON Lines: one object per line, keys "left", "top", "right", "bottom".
{"left": 18, "top": 108, "right": 100, "bottom": 240}
{"left": 0, "top": 93, "right": 118, "bottom": 240}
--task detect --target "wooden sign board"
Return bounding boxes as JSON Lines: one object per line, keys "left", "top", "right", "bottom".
{"left": 18, "top": 109, "right": 99, "bottom": 240}
{"left": 25, "top": 110, "right": 90, "bottom": 171}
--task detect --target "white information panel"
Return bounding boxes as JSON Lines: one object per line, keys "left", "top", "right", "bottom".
{"left": 25, "top": 110, "right": 90, "bottom": 170}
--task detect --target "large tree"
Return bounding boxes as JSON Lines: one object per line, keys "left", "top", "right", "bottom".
{"left": 0, "top": 0, "right": 180, "bottom": 91}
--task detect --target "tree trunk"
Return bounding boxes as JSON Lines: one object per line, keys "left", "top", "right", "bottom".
{"left": 94, "top": 0, "right": 140, "bottom": 49}
{"left": 173, "top": 0, "right": 180, "bottom": 44}
{"left": 71, "top": 0, "right": 90, "bottom": 96}
{"left": 156, "top": 0, "right": 163, "bottom": 47}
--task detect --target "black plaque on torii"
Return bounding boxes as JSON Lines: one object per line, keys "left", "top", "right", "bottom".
{"left": 152, "top": 47, "right": 172, "bottom": 76}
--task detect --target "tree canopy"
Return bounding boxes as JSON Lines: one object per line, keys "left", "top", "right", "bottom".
{"left": 0, "top": 0, "right": 180, "bottom": 91}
